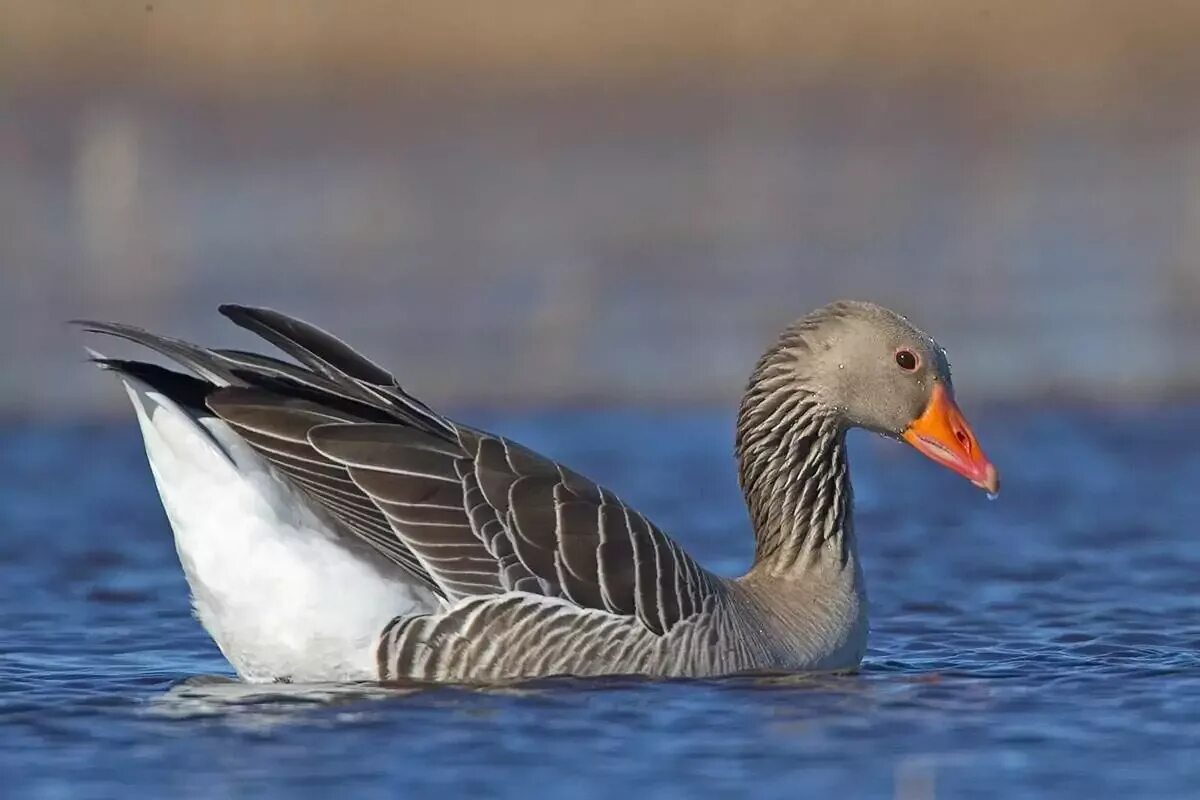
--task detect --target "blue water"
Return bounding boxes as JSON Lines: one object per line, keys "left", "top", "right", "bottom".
{"left": 2, "top": 408, "right": 1199, "bottom": 798}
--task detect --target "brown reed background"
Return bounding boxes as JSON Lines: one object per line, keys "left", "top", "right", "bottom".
{"left": 3, "top": 1, "right": 1200, "bottom": 416}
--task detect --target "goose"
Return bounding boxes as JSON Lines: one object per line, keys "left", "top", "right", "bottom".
{"left": 77, "top": 300, "right": 997, "bottom": 684}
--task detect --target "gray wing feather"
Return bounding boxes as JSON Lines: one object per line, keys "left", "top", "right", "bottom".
{"left": 308, "top": 423, "right": 513, "bottom": 600}
{"left": 376, "top": 592, "right": 734, "bottom": 682}
{"left": 218, "top": 305, "right": 453, "bottom": 437}
{"left": 75, "top": 314, "right": 449, "bottom": 592}
{"left": 78, "top": 306, "right": 721, "bottom": 643}
{"left": 207, "top": 387, "right": 438, "bottom": 587}
{"left": 74, "top": 320, "right": 241, "bottom": 386}
{"left": 313, "top": 422, "right": 721, "bottom": 636}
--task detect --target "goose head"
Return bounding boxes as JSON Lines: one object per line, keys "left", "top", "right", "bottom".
{"left": 742, "top": 300, "right": 998, "bottom": 495}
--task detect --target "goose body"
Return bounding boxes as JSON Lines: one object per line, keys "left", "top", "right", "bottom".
{"left": 80, "top": 301, "right": 995, "bottom": 683}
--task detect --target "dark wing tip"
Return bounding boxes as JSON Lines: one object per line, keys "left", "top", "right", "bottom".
{"left": 218, "top": 304, "right": 399, "bottom": 386}
{"left": 70, "top": 319, "right": 162, "bottom": 345}
{"left": 85, "top": 357, "right": 215, "bottom": 410}
{"left": 205, "top": 384, "right": 277, "bottom": 411}
{"left": 219, "top": 302, "right": 267, "bottom": 317}
{"left": 70, "top": 319, "right": 137, "bottom": 335}
{"left": 220, "top": 303, "right": 311, "bottom": 330}
{"left": 219, "top": 304, "right": 302, "bottom": 335}
{"left": 218, "top": 303, "right": 279, "bottom": 327}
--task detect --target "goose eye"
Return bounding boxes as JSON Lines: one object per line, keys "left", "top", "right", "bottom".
{"left": 895, "top": 349, "right": 919, "bottom": 371}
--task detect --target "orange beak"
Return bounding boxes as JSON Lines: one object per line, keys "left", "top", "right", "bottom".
{"left": 902, "top": 383, "right": 999, "bottom": 495}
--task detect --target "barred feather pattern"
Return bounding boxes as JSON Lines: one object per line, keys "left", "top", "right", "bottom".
{"left": 735, "top": 319, "right": 854, "bottom": 573}
{"left": 376, "top": 590, "right": 772, "bottom": 682}
{"left": 77, "top": 311, "right": 454, "bottom": 592}
{"left": 81, "top": 304, "right": 868, "bottom": 682}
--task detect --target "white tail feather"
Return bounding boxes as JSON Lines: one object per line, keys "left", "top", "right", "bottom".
{"left": 120, "top": 378, "right": 438, "bottom": 682}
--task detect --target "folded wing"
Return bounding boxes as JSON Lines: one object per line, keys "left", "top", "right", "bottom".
{"left": 310, "top": 422, "right": 720, "bottom": 635}
{"left": 80, "top": 305, "right": 720, "bottom": 637}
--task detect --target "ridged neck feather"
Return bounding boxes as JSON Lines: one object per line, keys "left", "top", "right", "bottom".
{"left": 735, "top": 332, "right": 854, "bottom": 575}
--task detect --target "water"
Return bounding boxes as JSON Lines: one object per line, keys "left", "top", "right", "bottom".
{"left": 2, "top": 408, "right": 1199, "bottom": 798}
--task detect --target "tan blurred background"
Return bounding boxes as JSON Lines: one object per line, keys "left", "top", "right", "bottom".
{"left": 3, "top": 1, "right": 1200, "bottom": 417}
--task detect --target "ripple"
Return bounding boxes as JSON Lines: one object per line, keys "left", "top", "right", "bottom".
{"left": 4, "top": 411, "right": 1200, "bottom": 798}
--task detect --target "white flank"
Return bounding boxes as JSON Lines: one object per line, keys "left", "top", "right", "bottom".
{"left": 121, "top": 379, "right": 438, "bottom": 682}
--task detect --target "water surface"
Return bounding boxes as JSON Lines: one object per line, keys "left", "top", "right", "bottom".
{"left": 2, "top": 409, "right": 1199, "bottom": 798}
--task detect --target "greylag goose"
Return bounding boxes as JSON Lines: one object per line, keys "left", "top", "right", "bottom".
{"left": 78, "top": 300, "right": 997, "bottom": 683}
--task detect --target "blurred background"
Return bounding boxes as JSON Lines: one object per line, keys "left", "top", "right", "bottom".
{"left": 5, "top": 0, "right": 1200, "bottom": 417}
{"left": 6, "top": 5, "right": 1200, "bottom": 798}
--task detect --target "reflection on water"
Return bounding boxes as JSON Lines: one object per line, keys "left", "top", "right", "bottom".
{"left": 148, "top": 677, "right": 410, "bottom": 728}
{"left": 3, "top": 409, "right": 1200, "bottom": 798}
{"left": 148, "top": 671, "right": 877, "bottom": 729}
